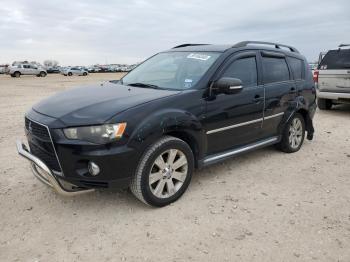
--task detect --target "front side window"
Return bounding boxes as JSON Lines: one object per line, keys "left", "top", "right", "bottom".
{"left": 262, "top": 57, "right": 290, "bottom": 84}
{"left": 222, "top": 57, "right": 258, "bottom": 87}
{"left": 121, "top": 52, "right": 220, "bottom": 90}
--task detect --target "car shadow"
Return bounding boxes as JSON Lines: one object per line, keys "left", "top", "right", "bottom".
{"left": 324, "top": 104, "right": 350, "bottom": 114}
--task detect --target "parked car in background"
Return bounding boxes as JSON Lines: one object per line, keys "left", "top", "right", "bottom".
{"left": 0, "top": 64, "right": 9, "bottom": 74}
{"left": 309, "top": 63, "right": 318, "bottom": 71}
{"left": 46, "top": 67, "right": 61, "bottom": 74}
{"left": 17, "top": 41, "right": 316, "bottom": 207}
{"left": 315, "top": 44, "right": 350, "bottom": 109}
{"left": 7, "top": 64, "right": 47, "bottom": 77}
{"left": 62, "top": 67, "right": 88, "bottom": 76}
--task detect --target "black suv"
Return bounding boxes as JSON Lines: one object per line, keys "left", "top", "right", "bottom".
{"left": 17, "top": 41, "right": 316, "bottom": 207}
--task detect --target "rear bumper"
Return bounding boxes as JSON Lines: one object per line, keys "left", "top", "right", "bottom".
{"left": 317, "top": 90, "right": 350, "bottom": 100}
{"left": 16, "top": 139, "right": 94, "bottom": 196}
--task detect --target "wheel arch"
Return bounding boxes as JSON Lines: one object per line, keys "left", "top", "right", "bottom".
{"left": 164, "top": 130, "right": 200, "bottom": 168}
{"left": 280, "top": 98, "right": 315, "bottom": 140}
{"left": 127, "top": 108, "right": 206, "bottom": 167}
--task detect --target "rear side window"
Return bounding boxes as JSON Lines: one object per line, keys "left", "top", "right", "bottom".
{"left": 262, "top": 57, "right": 290, "bottom": 84}
{"left": 319, "top": 49, "right": 350, "bottom": 69}
{"left": 288, "top": 57, "right": 304, "bottom": 80}
{"left": 222, "top": 57, "right": 257, "bottom": 87}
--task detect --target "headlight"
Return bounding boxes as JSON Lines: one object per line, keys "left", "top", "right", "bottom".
{"left": 63, "top": 123, "right": 127, "bottom": 144}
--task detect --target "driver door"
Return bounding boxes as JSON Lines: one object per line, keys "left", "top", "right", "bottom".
{"left": 204, "top": 51, "right": 264, "bottom": 155}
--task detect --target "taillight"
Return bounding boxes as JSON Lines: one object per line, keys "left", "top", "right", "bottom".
{"left": 313, "top": 70, "right": 319, "bottom": 83}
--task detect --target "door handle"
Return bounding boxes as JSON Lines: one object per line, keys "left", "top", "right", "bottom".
{"left": 253, "top": 94, "right": 263, "bottom": 103}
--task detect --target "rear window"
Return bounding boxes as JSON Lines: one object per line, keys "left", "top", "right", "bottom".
{"left": 319, "top": 49, "right": 350, "bottom": 69}
{"left": 288, "top": 57, "right": 304, "bottom": 80}
{"left": 262, "top": 57, "right": 290, "bottom": 84}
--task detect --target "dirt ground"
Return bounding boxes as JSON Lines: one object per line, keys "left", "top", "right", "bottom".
{"left": 0, "top": 73, "right": 349, "bottom": 262}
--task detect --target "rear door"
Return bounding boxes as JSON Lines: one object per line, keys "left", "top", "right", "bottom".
{"left": 260, "top": 51, "right": 295, "bottom": 137}
{"left": 318, "top": 49, "right": 350, "bottom": 93}
{"left": 287, "top": 56, "right": 305, "bottom": 96}
{"left": 22, "top": 64, "right": 31, "bottom": 75}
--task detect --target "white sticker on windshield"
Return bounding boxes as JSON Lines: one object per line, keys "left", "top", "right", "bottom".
{"left": 184, "top": 79, "right": 193, "bottom": 88}
{"left": 187, "top": 53, "right": 211, "bottom": 61}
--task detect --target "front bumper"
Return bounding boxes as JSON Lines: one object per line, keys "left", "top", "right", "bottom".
{"left": 16, "top": 139, "right": 94, "bottom": 196}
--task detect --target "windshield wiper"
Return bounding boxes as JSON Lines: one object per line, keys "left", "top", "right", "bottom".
{"left": 126, "top": 82, "right": 161, "bottom": 89}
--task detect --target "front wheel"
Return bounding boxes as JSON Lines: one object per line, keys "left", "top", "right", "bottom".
{"left": 277, "top": 113, "right": 305, "bottom": 153}
{"left": 40, "top": 71, "right": 47, "bottom": 77}
{"left": 68, "top": 72, "right": 73, "bottom": 76}
{"left": 130, "top": 136, "right": 194, "bottom": 207}
{"left": 83, "top": 72, "right": 87, "bottom": 76}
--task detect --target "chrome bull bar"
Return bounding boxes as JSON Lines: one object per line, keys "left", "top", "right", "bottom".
{"left": 16, "top": 140, "right": 94, "bottom": 196}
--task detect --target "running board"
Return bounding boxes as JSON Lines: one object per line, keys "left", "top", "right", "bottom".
{"left": 202, "top": 136, "right": 279, "bottom": 166}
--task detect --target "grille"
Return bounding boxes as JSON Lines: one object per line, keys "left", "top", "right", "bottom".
{"left": 25, "top": 117, "right": 62, "bottom": 172}
{"left": 29, "top": 142, "right": 61, "bottom": 171}
{"left": 25, "top": 118, "right": 51, "bottom": 140}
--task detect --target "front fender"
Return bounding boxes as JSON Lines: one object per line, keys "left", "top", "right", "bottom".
{"left": 127, "top": 108, "right": 206, "bottom": 160}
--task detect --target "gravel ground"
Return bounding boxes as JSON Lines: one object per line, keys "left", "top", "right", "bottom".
{"left": 0, "top": 73, "right": 349, "bottom": 262}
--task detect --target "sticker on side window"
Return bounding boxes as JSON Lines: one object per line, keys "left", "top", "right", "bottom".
{"left": 187, "top": 53, "right": 211, "bottom": 61}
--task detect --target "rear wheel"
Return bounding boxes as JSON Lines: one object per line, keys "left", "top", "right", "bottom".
{"left": 277, "top": 113, "right": 305, "bottom": 153}
{"left": 68, "top": 72, "right": 73, "bottom": 76}
{"left": 40, "top": 71, "right": 47, "bottom": 77}
{"left": 14, "top": 71, "right": 21, "bottom": 78}
{"left": 130, "top": 136, "right": 194, "bottom": 207}
{"left": 83, "top": 72, "right": 87, "bottom": 76}
{"left": 317, "top": 98, "right": 332, "bottom": 110}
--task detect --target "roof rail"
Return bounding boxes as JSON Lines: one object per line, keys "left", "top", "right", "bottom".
{"left": 339, "top": 44, "right": 350, "bottom": 48}
{"left": 233, "top": 41, "right": 299, "bottom": 53}
{"left": 172, "top": 43, "right": 209, "bottom": 49}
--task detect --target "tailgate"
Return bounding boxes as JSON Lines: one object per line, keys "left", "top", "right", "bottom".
{"left": 318, "top": 69, "right": 350, "bottom": 92}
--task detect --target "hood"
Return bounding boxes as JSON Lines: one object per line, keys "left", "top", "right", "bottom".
{"left": 33, "top": 82, "right": 180, "bottom": 126}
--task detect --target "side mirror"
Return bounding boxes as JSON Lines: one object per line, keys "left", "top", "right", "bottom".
{"left": 213, "top": 77, "right": 243, "bottom": 94}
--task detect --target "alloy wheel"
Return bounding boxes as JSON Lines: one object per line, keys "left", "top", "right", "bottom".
{"left": 148, "top": 149, "right": 188, "bottom": 198}
{"left": 289, "top": 118, "right": 303, "bottom": 149}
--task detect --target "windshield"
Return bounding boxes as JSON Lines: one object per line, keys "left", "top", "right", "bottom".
{"left": 121, "top": 52, "right": 220, "bottom": 90}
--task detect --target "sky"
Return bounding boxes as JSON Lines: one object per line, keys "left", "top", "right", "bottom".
{"left": 0, "top": 0, "right": 349, "bottom": 66}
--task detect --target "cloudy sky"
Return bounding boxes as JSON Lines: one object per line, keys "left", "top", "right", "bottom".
{"left": 1, "top": 0, "right": 349, "bottom": 65}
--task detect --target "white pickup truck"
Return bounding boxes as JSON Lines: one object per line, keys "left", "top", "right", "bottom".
{"left": 315, "top": 45, "right": 350, "bottom": 110}
{"left": 7, "top": 64, "right": 47, "bottom": 78}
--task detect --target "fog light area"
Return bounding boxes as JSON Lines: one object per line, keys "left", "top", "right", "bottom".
{"left": 88, "top": 161, "right": 100, "bottom": 176}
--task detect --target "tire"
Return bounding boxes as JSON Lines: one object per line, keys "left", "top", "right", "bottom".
{"left": 317, "top": 98, "right": 332, "bottom": 110}
{"left": 277, "top": 113, "right": 305, "bottom": 153}
{"left": 14, "top": 72, "right": 21, "bottom": 78}
{"left": 130, "top": 136, "right": 194, "bottom": 207}
{"left": 40, "top": 71, "right": 47, "bottom": 77}
{"left": 83, "top": 72, "right": 87, "bottom": 76}
{"left": 68, "top": 72, "right": 73, "bottom": 76}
